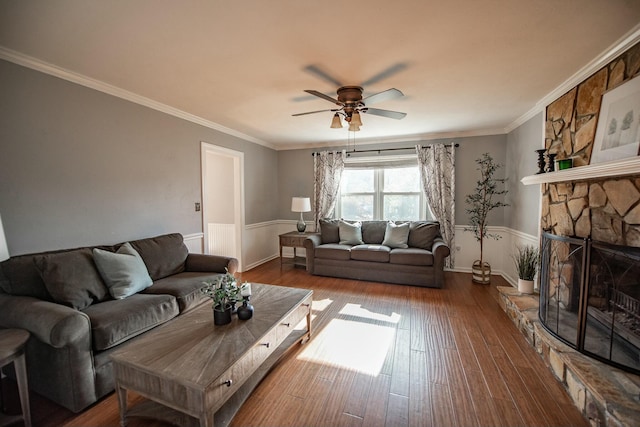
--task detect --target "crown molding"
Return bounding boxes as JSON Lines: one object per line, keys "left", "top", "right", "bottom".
{"left": 0, "top": 47, "right": 274, "bottom": 149}
{"left": 505, "top": 24, "right": 640, "bottom": 134}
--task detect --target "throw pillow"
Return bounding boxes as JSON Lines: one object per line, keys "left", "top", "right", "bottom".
{"left": 382, "top": 221, "right": 410, "bottom": 248}
{"left": 129, "top": 233, "right": 187, "bottom": 281}
{"left": 93, "top": 242, "right": 153, "bottom": 299}
{"left": 408, "top": 222, "right": 440, "bottom": 250}
{"left": 35, "top": 248, "right": 109, "bottom": 310}
{"left": 339, "top": 220, "right": 364, "bottom": 245}
{"left": 319, "top": 218, "right": 340, "bottom": 243}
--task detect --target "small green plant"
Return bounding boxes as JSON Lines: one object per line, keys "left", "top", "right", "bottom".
{"left": 201, "top": 269, "right": 241, "bottom": 311}
{"left": 513, "top": 245, "right": 539, "bottom": 281}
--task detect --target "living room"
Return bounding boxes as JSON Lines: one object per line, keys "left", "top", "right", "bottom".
{"left": 1, "top": 2, "right": 640, "bottom": 426}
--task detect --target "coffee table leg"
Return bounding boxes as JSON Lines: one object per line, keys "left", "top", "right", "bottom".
{"left": 14, "top": 353, "right": 31, "bottom": 427}
{"left": 116, "top": 384, "right": 128, "bottom": 427}
{"left": 199, "top": 411, "right": 214, "bottom": 427}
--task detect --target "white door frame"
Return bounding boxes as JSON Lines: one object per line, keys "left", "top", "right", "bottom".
{"left": 201, "top": 142, "right": 245, "bottom": 272}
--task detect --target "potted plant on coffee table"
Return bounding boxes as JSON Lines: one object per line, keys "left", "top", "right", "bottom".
{"left": 513, "top": 244, "right": 539, "bottom": 294}
{"left": 465, "top": 153, "right": 508, "bottom": 284}
{"left": 201, "top": 269, "right": 241, "bottom": 325}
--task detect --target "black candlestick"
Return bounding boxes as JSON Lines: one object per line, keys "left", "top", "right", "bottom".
{"left": 536, "top": 149, "right": 547, "bottom": 174}
{"left": 547, "top": 153, "right": 557, "bottom": 172}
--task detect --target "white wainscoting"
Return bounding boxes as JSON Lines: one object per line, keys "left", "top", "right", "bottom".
{"left": 450, "top": 225, "right": 538, "bottom": 288}
{"left": 242, "top": 220, "right": 308, "bottom": 271}
{"left": 183, "top": 232, "right": 204, "bottom": 254}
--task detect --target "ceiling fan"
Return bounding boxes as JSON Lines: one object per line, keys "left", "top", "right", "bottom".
{"left": 292, "top": 85, "right": 407, "bottom": 131}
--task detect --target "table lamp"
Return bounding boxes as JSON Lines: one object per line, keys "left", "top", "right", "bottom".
{"left": 291, "top": 197, "right": 311, "bottom": 233}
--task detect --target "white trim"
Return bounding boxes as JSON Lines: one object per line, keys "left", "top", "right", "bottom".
{"left": 245, "top": 220, "right": 281, "bottom": 230}
{"left": 505, "top": 24, "right": 640, "bottom": 134}
{"left": 521, "top": 156, "right": 640, "bottom": 185}
{"left": 201, "top": 143, "right": 245, "bottom": 271}
{"left": 183, "top": 232, "right": 204, "bottom": 241}
{"left": 0, "top": 46, "right": 273, "bottom": 149}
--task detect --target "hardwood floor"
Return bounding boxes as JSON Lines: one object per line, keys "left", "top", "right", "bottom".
{"left": 1, "top": 259, "right": 588, "bottom": 426}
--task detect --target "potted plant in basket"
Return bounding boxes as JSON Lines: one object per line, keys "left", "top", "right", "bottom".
{"left": 201, "top": 269, "right": 241, "bottom": 325}
{"left": 465, "top": 153, "right": 508, "bottom": 284}
{"left": 513, "top": 245, "right": 539, "bottom": 294}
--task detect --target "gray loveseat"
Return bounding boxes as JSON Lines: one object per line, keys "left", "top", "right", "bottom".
{"left": 0, "top": 233, "right": 237, "bottom": 412}
{"left": 304, "top": 220, "right": 450, "bottom": 288}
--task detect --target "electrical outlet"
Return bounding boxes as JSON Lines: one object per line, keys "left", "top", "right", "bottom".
{"left": 195, "top": 202, "right": 201, "bottom": 212}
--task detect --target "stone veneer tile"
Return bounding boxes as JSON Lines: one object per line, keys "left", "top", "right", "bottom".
{"left": 496, "top": 286, "right": 640, "bottom": 427}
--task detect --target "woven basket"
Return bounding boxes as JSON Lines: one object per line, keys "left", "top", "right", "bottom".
{"left": 472, "top": 260, "right": 491, "bottom": 284}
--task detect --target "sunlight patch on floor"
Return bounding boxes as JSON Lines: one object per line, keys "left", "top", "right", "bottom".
{"left": 339, "top": 303, "right": 401, "bottom": 324}
{"left": 297, "top": 317, "right": 396, "bottom": 376}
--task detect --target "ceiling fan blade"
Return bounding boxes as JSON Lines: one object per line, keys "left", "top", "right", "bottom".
{"left": 292, "top": 109, "right": 336, "bottom": 117}
{"left": 359, "top": 63, "right": 408, "bottom": 87}
{"left": 304, "top": 90, "right": 342, "bottom": 105}
{"left": 363, "top": 88, "right": 404, "bottom": 105}
{"left": 304, "top": 65, "right": 344, "bottom": 87}
{"left": 362, "top": 108, "right": 407, "bottom": 120}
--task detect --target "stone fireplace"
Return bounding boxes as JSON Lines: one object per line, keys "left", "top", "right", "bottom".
{"left": 499, "top": 40, "right": 640, "bottom": 426}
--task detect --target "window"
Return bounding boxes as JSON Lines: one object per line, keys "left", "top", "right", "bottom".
{"left": 337, "top": 160, "right": 429, "bottom": 221}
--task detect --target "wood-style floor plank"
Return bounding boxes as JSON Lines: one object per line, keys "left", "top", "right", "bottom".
{"left": 1, "top": 260, "right": 589, "bottom": 427}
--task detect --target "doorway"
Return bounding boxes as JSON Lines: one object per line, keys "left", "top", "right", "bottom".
{"left": 201, "top": 142, "right": 244, "bottom": 271}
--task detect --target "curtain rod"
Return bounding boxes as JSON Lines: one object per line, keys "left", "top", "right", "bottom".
{"left": 311, "top": 143, "right": 459, "bottom": 156}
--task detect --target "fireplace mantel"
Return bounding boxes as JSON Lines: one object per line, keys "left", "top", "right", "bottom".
{"left": 521, "top": 156, "right": 640, "bottom": 185}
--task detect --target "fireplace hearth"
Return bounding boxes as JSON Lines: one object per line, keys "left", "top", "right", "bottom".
{"left": 540, "top": 232, "right": 640, "bottom": 375}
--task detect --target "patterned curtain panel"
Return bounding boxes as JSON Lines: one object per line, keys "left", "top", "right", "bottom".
{"left": 313, "top": 151, "right": 345, "bottom": 231}
{"left": 416, "top": 143, "right": 456, "bottom": 268}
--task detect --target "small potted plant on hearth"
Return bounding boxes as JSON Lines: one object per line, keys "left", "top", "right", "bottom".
{"left": 513, "top": 244, "right": 539, "bottom": 294}
{"left": 201, "top": 269, "right": 241, "bottom": 325}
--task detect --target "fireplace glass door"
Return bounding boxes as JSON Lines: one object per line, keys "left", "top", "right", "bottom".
{"left": 540, "top": 232, "right": 640, "bottom": 375}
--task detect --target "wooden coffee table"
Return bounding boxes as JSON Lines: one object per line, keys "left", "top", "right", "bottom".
{"left": 111, "top": 283, "right": 312, "bottom": 427}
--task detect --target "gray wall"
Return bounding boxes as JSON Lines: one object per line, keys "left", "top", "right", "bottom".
{"left": 277, "top": 135, "right": 509, "bottom": 227}
{"left": 0, "top": 60, "right": 278, "bottom": 255}
{"left": 505, "top": 113, "right": 544, "bottom": 235}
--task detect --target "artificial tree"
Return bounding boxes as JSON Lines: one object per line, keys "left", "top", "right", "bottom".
{"left": 465, "top": 153, "right": 508, "bottom": 284}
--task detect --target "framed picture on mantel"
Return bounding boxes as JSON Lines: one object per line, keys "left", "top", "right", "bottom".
{"left": 591, "top": 75, "right": 640, "bottom": 164}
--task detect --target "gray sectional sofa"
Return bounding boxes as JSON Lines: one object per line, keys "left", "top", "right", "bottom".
{"left": 0, "top": 233, "right": 237, "bottom": 412}
{"left": 304, "top": 220, "right": 450, "bottom": 288}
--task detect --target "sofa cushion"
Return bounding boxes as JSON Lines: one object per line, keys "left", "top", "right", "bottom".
{"left": 130, "top": 233, "right": 188, "bottom": 281}
{"left": 143, "top": 271, "right": 221, "bottom": 312}
{"left": 34, "top": 249, "right": 109, "bottom": 310}
{"left": 361, "top": 221, "right": 389, "bottom": 244}
{"left": 339, "top": 221, "right": 364, "bottom": 245}
{"left": 93, "top": 243, "right": 153, "bottom": 299}
{"left": 390, "top": 248, "right": 434, "bottom": 266}
{"left": 351, "top": 244, "right": 390, "bottom": 263}
{"left": 382, "top": 222, "right": 410, "bottom": 249}
{"left": 319, "top": 219, "right": 340, "bottom": 244}
{"left": 315, "top": 244, "right": 352, "bottom": 261}
{"left": 82, "top": 293, "right": 178, "bottom": 351}
{"left": 408, "top": 222, "right": 440, "bottom": 250}
{"left": 0, "top": 256, "right": 53, "bottom": 300}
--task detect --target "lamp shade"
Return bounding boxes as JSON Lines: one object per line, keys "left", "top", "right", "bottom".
{"left": 291, "top": 197, "right": 311, "bottom": 213}
{"left": 330, "top": 113, "right": 343, "bottom": 128}
{"left": 351, "top": 111, "right": 362, "bottom": 126}
{"left": 0, "top": 214, "right": 9, "bottom": 262}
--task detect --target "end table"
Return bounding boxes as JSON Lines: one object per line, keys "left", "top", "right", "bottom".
{"left": 279, "top": 231, "right": 319, "bottom": 268}
{"left": 0, "top": 329, "right": 31, "bottom": 427}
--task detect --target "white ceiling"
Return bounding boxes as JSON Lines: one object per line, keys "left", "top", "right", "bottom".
{"left": 1, "top": 1, "right": 640, "bottom": 150}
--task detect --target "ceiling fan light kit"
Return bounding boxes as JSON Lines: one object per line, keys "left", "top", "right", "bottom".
{"left": 330, "top": 113, "right": 343, "bottom": 128}
{"left": 293, "top": 84, "right": 406, "bottom": 130}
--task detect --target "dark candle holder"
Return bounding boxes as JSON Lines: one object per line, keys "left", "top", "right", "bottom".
{"left": 536, "top": 149, "right": 547, "bottom": 174}
{"left": 547, "top": 153, "right": 557, "bottom": 172}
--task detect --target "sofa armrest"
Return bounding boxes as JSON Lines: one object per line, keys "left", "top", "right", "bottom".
{"left": 431, "top": 238, "right": 451, "bottom": 288}
{"left": 432, "top": 238, "right": 451, "bottom": 260}
{"left": 303, "top": 235, "right": 322, "bottom": 272}
{"left": 185, "top": 253, "right": 239, "bottom": 274}
{"left": 0, "top": 293, "right": 90, "bottom": 348}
